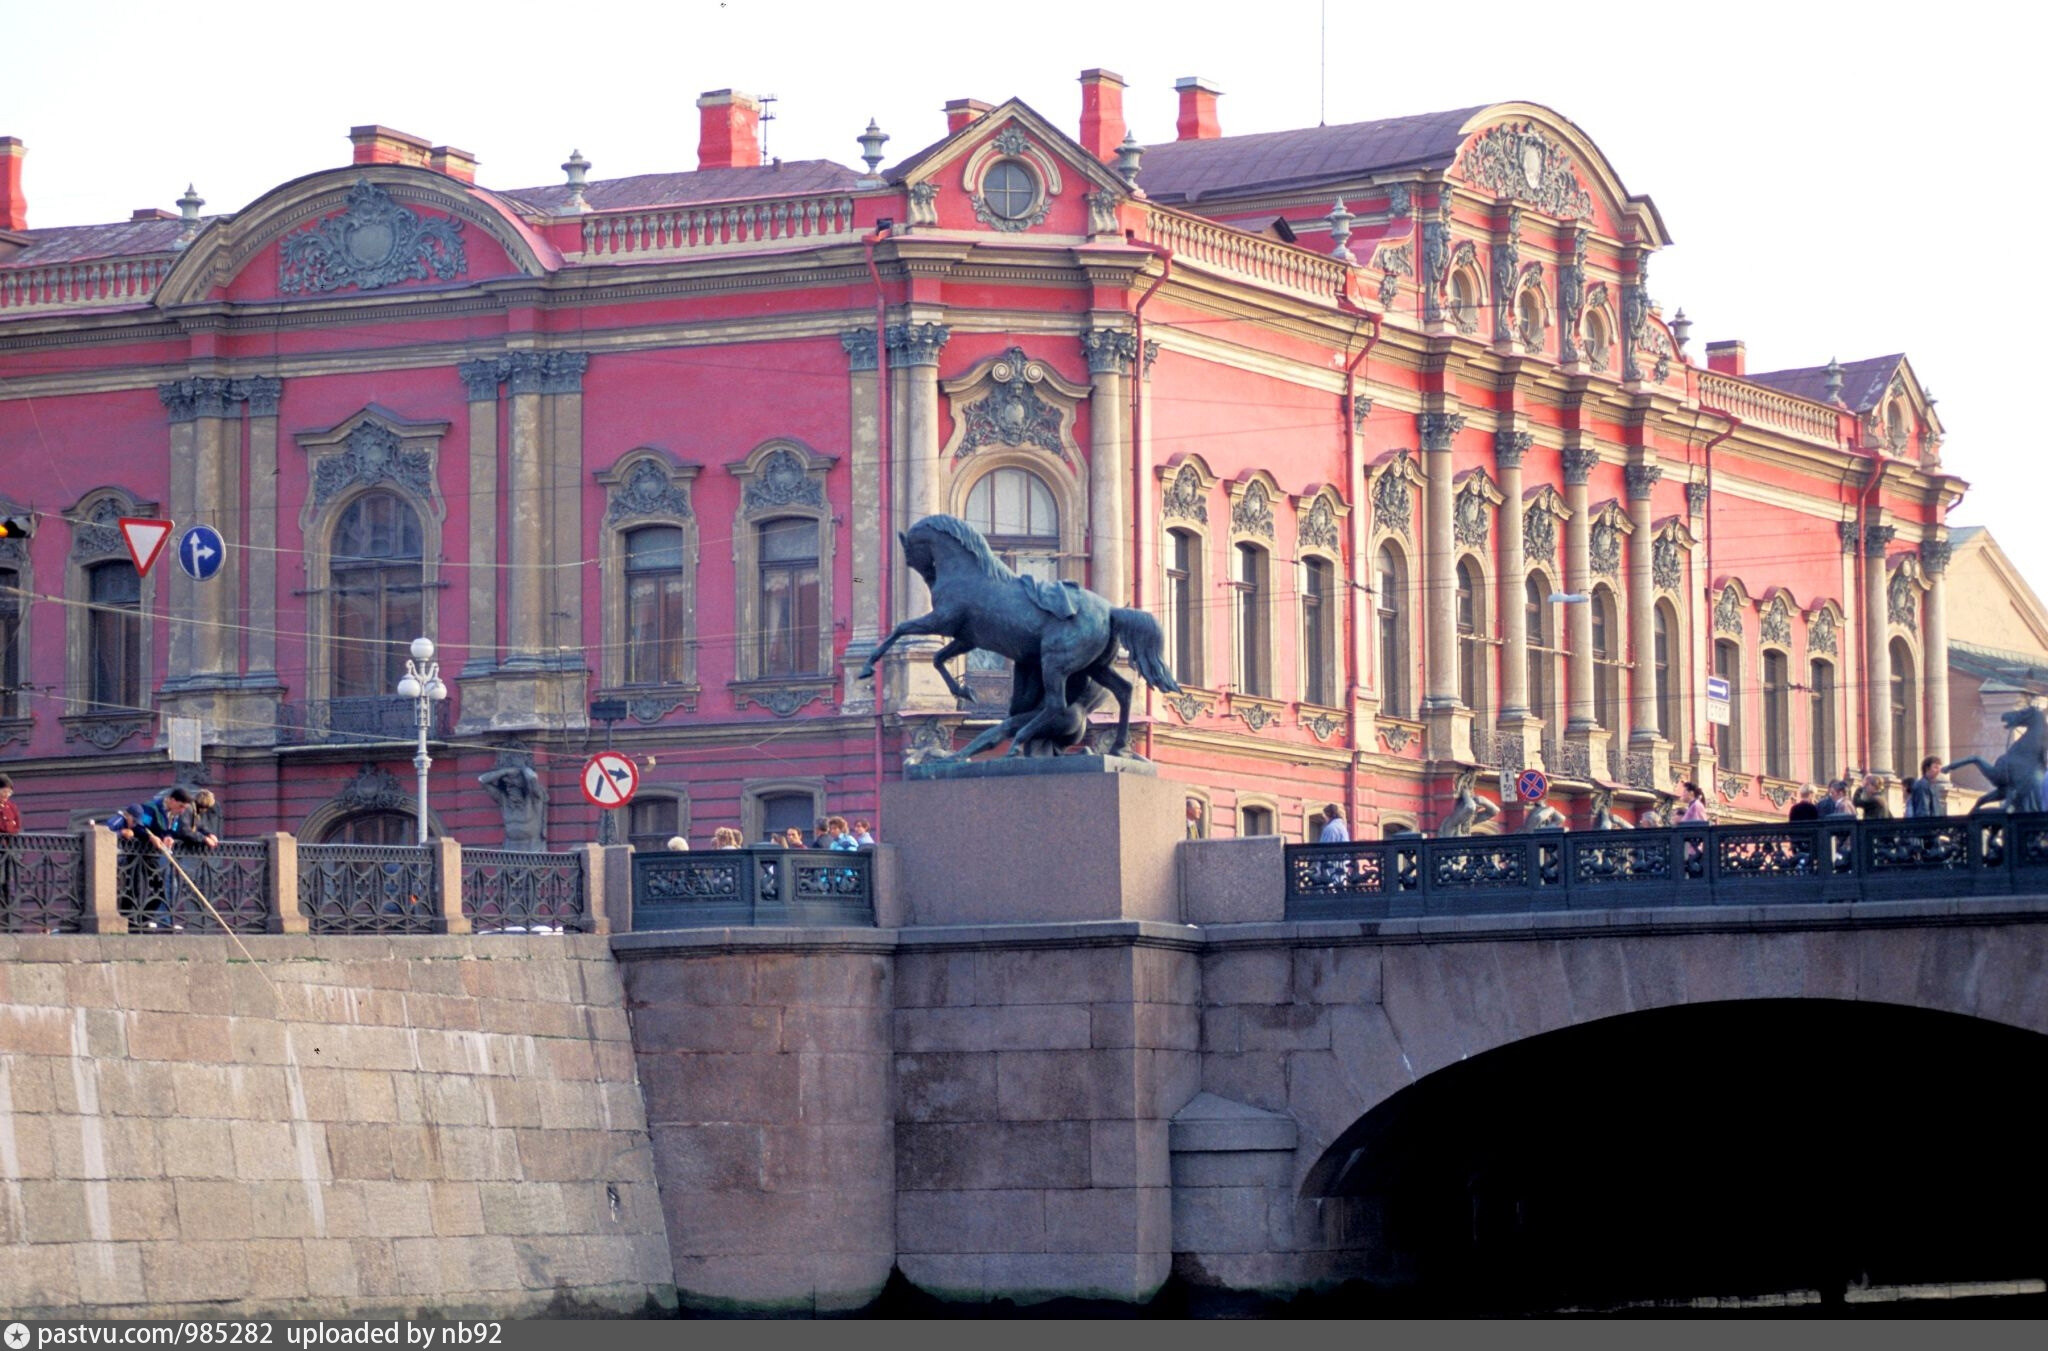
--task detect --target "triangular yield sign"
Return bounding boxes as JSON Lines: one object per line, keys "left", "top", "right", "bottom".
{"left": 119, "top": 518, "right": 173, "bottom": 577}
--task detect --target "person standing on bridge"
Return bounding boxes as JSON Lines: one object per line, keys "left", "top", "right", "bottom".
{"left": 1853, "top": 773, "right": 1892, "bottom": 819}
{"left": 1906, "top": 757, "right": 1946, "bottom": 818}
{"left": 1676, "top": 781, "right": 1711, "bottom": 825}
{"left": 1319, "top": 803, "right": 1349, "bottom": 844}
{"left": 0, "top": 774, "right": 20, "bottom": 835}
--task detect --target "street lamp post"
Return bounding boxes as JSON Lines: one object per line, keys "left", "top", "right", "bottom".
{"left": 395, "top": 637, "right": 448, "bottom": 846}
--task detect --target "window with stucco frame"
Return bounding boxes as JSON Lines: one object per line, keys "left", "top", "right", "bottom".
{"left": 728, "top": 440, "right": 838, "bottom": 704}
{"left": 596, "top": 449, "right": 702, "bottom": 705}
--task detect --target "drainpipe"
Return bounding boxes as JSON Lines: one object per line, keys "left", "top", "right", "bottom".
{"left": 1126, "top": 232, "right": 1172, "bottom": 756}
{"left": 1695, "top": 405, "right": 1740, "bottom": 767}
{"left": 1336, "top": 301, "right": 1382, "bottom": 835}
{"left": 863, "top": 224, "right": 894, "bottom": 835}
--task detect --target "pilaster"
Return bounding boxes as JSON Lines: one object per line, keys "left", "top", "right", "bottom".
{"left": 1083, "top": 325, "right": 1136, "bottom": 606}
{"left": 1420, "top": 410, "right": 1469, "bottom": 762}
{"left": 1864, "top": 523, "right": 1896, "bottom": 774}
{"left": 1625, "top": 461, "right": 1662, "bottom": 750}
{"left": 1562, "top": 445, "right": 1599, "bottom": 737}
{"left": 459, "top": 358, "right": 504, "bottom": 677}
{"left": 841, "top": 327, "right": 883, "bottom": 713}
{"left": 1922, "top": 538, "right": 1951, "bottom": 767}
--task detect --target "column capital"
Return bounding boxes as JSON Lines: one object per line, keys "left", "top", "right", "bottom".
{"left": 539, "top": 351, "right": 590, "bottom": 395}
{"left": 458, "top": 357, "right": 507, "bottom": 401}
{"left": 1350, "top": 394, "right": 1374, "bottom": 431}
{"left": 1562, "top": 446, "right": 1600, "bottom": 485}
{"left": 232, "top": 376, "right": 283, "bottom": 417}
{"left": 1920, "top": 539, "right": 1952, "bottom": 575}
{"left": 1420, "top": 411, "right": 1466, "bottom": 453}
{"left": 1687, "top": 482, "right": 1709, "bottom": 518}
{"left": 840, "top": 326, "right": 879, "bottom": 373}
{"left": 887, "top": 321, "right": 952, "bottom": 367}
{"left": 1082, "top": 327, "right": 1139, "bottom": 377}
{"left": 1624, "top": 463, "right": 1663, "bottom": 499}
{"left": 1864, "top": 523, "right": 1896, "bottom": 557}
{"left": 504, "top": 350, "right": 548, "bottom": 395}
{"left": 158, "top": 376, "right": 232, "bottom": 422}
{"left": 1838, "top": 520, "right": 1860, "bottom": 553}
{"left": 1495, "top": 429, "right": 1533, "bottom": 467}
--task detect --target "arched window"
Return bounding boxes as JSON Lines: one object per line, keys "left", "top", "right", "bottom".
{"left": 965, "top": 467, "right": 1061, "bottom": 580}
{"left": 88, "top": 560, "right": 143, "bottom": 711}
{"left": 1526, "top": 574, "right": 1553, "bottom": 728}
{"left": 758, "top": 517, "right": 822, "bottom": 678}
{"left": 1584, "top": 309, "right": 1611, "bottom": 371}
{"left": 1456, "top": 559, "right": 1486, "bottom": 718}
{"left": 1591, "top": 585, "right": 1620, "bottom": 731}
{"left": 1165, "top": 528, "right": 1201, "bottom": 686}
{"left": 1763, "top": 650, "right": 1791, "bottom": 779}
{"left": 1890, "top": 638, "right": 1918, "bottom": 775}
{"left": 1302, "top": 555, "right": 1336, "bottom": 707}
{"left": 1377, "top": 545, "right": 1407, "bottom": 717}
{"left": 0, "top": 564, "right": 20, "bottom": 720}
{"left": 1714, "top": 638, "right": 1743, "bottom": 771}
{"left": 321, "top": 811, "right": 418, "bottom": 845}
{"left": 623, "top": 525, "right": 689, "bottom": 686}
{"left": 1810, "top": 659, "right": 1838, "bottom": 784}
{"left": 1239, "top": 803, "right": 1275, "bottom": 837}
{"left": 1233, "top": 542, "right": 1271, "bottom": 698}
{"left": 330, "top": 490, "right": 423, "bottom": 700}
{"left": 1517, "top": 288, "right": 1546, "bottom": 351}
{"left": 1448, "top": 268, "right": 1481, "bottom": 334}
{"left": 1653, "top": 600, "right": 1677, "bottom": 741}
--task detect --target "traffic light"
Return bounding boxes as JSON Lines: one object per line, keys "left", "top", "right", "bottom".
{"left": 0, "top": 514, "right": 32, "bottom": 541}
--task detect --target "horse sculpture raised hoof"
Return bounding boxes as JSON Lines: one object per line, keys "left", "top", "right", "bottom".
{"left": 860, "top": 515, "right": 1181, "bottom": 762}
{"left": 1946, "top": 705, "right": 2048, "bottom": 814}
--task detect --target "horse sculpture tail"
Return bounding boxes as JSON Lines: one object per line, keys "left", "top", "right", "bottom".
{"left": 1111, "top": 607, "right": 1182, "bottom": 693}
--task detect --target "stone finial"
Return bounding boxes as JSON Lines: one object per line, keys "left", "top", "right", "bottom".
{"left": 1823, "top": 357, "right": 1844, "bottom": 404}
{"left": 1113, "top": 132, "right": 1145, "bottom": 193}
{"left": 562, "top": 151, "right": 592, "bottom": 213}
{"left": 858, "top": 119, "right": 889, "bottom": 177}
{"left": 175, "top": 184, "right": 204, "bottom": 247}
{"left": 1327, "top": 197, "right": 1355, "bottom": 264}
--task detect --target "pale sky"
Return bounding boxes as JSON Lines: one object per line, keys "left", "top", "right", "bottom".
{"left": 6, "top": 0, "right": 2038, "bottom": 611}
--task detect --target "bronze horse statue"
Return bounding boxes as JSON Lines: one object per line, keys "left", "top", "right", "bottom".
{"left": 1946, "top": 704, "right": 2048, "bottom": 813}
{"left": 858, "top": 515, "right": 1180, "bottom": 760}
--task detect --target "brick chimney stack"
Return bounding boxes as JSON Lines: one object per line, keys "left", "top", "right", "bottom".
{"left": 429, "top": 145, "right": 478, "bottom": 183}
{"left": 350, "top": 126, "right": 433, "bottom": 168}
{"left": 1706, "top": 340, "right": 1746, "bottom": 377}
{"left": 945, "top": 99, "right": 994, "bottom": 135}
{"left": 697, "top": 90, "right": 763, "bottom": 170}
{"left": 1078, "top": 69, "right": 1126, "bottom": 162}
{"left": 1175, "top": 77, "right": 1222, "bottom": 141}
{"left": 1, "top": 137, "right": 27, "bottom": 231}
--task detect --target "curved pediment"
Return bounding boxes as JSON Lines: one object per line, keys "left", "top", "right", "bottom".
{"left": 155, "top": 167, "right": 561, "bottom": 308}
{"left": 1450, "top": 103, "right": 1669, "bottom": 245}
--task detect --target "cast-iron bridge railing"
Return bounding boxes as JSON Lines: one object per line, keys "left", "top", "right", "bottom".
{"left": 631, "top": 846, "right": 874, "bottom": 928}
{"left": 1285, "top": 814, "right": 2048, "bottom": 921}
{"left": 0, "top": 833, "right": 87, "bottom": 934}
{"left": 463, "top": 849, "right": 590, "bottom": 933}
{"left": 117, "top": 839, "right": 271, "bottom": 934}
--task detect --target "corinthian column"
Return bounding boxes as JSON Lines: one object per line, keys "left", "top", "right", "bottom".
{"left": 503, "top": 352, "right": 547, "bottom": 666}
{"left": 1626, "top": 461, "right": 1661, "bottom": 749}
{"left": 1923, "top": 538, "right": 1951, "bottom": 768}
{"left": 1420, "top": 410, "right": 1471, "bottom": 762}
{"left": 239, "top": 377, "right": 283, "bottom": 683}
{"left": 890, "top": 321, "right": 950, "bottom": 619}
{"left": 458, "top": 358, "right": 505, "bottom": 676}
{"left": 1563, "top": 446, "right": 1599, "bottom": 734}
{"left": 1496, "top": 431, "right": 1531, "bottom": 720}
{"left": 1083, "top": 327, "right": 1135, "bottom": 605}
{"left": 1864, "top": 522, "right": 1896, "bottom": 775}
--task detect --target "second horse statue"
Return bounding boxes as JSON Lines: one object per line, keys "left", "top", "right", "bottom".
{"left": 858, "top": 514, "right": 1182, "bottom": 761}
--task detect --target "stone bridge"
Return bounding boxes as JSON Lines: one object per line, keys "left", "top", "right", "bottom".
{"left": 615, "top": 770, "right": 2048, "bottom": 1313}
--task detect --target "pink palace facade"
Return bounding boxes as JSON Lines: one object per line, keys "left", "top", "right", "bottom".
{"left": 0, "top": 73, "right": 1957, "bottom": 849}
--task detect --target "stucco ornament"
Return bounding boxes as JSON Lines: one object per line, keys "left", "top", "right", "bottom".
{"left": 1888, "top": 569, "right": 1918, "bottom": 634}
{"left": 1373, "top": 454, "right": 1415, "bottom": 540}
{"left": 1299, "top": 495, "right": 1341, "bottom": 552}
{"left": 1162, "top": 464, "right": 1209, "bottom": 524}
{"left": 1558, "top": 229, "right": 1588, "bottom": 364}
{"left": 1761, "top": 595, "right": 1792, "bottom": 648}
{"left": 1454, "top": 481, "right": 1491, "bottom": 551}
{"left": 1374, "top": 241, "right": 1412, "bottom": 307}
{"left": 604, "top": 457, "right": 693, "bottom": 525}
{"left": 956, "top": 348, "right": 1067, "bottom": 463}
{"left": 1232, "top": 481, "right": 1275, "bottom": 540}
{"left": 339, "top": 764, "right": 409, "bottom": 812}
{"left": 1456, "top": 124, "right": 1593, "bottom": 219}
{"left": 1589, "top": 518, "right": 1622, "bottom": 577}
{"left": 1422, "top": 215, "right": 1450, "bottom": 325}
{"left": 1523, "top": 503, "right": 1557, "bottom": 567}
{"left": 1807, "top": 607, "right": 1838, "bottom": 656}
{"left": 860, "top": 515, "right": 1181, "bottom": 762}
{"left": 279, "top": 180, "right": 466, "bottom": 295}
{"left": 743, "top": 448, "right": 825, "bottom": 513}
{"left": 1652, "top": 534, "right": 1683, "bottom": 592}
{"left": 1714, "top": 585, "right": 1743, "bottom": 636}
{"left": 311, "top": 423, "right": 434, "bottom": 509}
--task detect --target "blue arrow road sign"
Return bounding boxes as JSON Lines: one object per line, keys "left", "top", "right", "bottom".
{"left": 178, "top": 524, "right": 225, "bottom": 581}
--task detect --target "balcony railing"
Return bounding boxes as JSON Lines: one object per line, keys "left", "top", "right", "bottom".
{"left": 278, "top": 696, "right": 450, "bottom": 746}
{"left": 1135, "top": 209, "right": 1348, "bottom": 304}
{"left": 579, "top": 193, "right": 859, "bottom": 258}
{"left": 0, "top": 833, "right": 87, "bottom": 934}
{"left": 1698, "top": 370, "right": 1843, "bottom": 447}
{"left": 1285, "top": 813, "right": 2048, "bottom": 920}
{"left": 631, "top": 846, "right": 874, "bottom": 928}
{"left": 0, "top": 255, "right": 176, "bottom": 313}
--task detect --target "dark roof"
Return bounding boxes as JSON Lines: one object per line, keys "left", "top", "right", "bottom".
{"left": 1949, "top": 640, "right": 2048, "bottom": 690}
{"left": 1136, "top": 107, "right": 1488, "bottom": 205}
{"left": 497, "top": 160, "right": 863, "bottom": 214}
{"left": 2, "top": 217, "right": 195, "bottom": 267}
{"left": 1749, "top": 354, "right": 1904, "bottom": 413}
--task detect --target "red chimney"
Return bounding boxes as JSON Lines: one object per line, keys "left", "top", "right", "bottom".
{"left": 1175, "top": 77, "right": 1222, "bottom": 141}
{"left": 697, "top": 90, "right": 763, "bottom": 170}
{"left": 945, "top": 99, "right": 994, "bottom": 135}
{"left": 1078, "top": 69, "right": 1126, "bottom": 162}
{"left": 349, "top": 125, "right": 433, "bottom": 168}
{"left": 1, "top": 137, "right": 27, "bottom": 231}
{"left": 1706, "top": 340, "right": 1746, "bottom": 377}
{"left": 429, "top": 145, "right": 478, "bottom": 183}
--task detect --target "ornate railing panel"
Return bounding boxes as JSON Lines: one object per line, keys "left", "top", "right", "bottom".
{"left": 297, "top": 843, "right": 438, "bottom": 935}
{"left": 580, "top": 194, "right": 858, "bottom": 257}
{"left": 0, "top": 255, "right": 175, "bottom": 312}
{"left": 115, "top": 839, "right": 271, "bottom": 934}
{"left": 1286, "top": 812, "right": 2048, "bottom": 920}
{"left": 278, "top": 697, "right": 450, "bottom": 746}
{"left": 631, "top": 847, "right": 873, "bottom": 929}
{"left": 0, "top": 833, "right": 87, "bottom": 934}
{"left": 1137, "top": 210, "right": 1347, "bottom": 303}
{"left": 462, "top": 850, "right": 588, "bottom": 933}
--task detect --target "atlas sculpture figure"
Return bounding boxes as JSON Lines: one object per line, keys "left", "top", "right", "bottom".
{"left": 1438, "top": 769, "right": 1500, "bottom": 837}
{"left": 1946, "top": 704, "right": 2048, "bottom": 814}
{"left": 858, "top": 515, "right": 1181, "bottom": 760}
